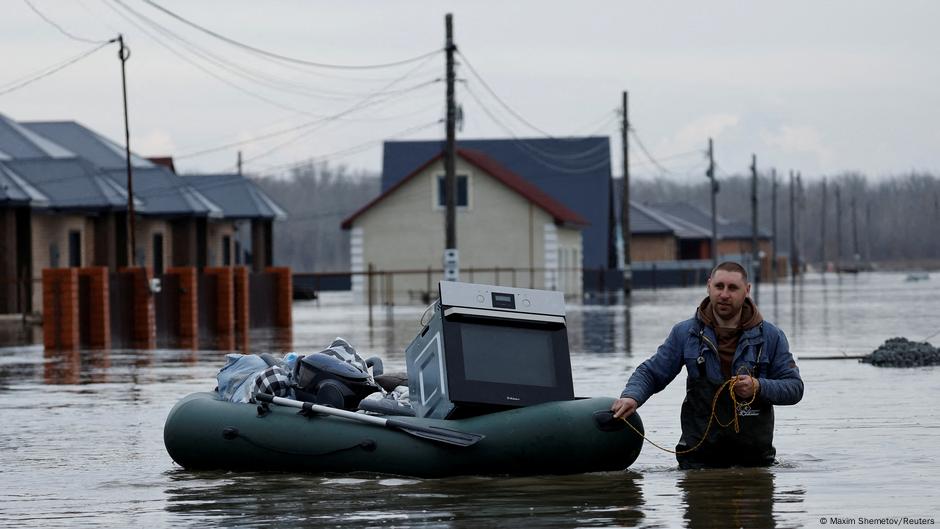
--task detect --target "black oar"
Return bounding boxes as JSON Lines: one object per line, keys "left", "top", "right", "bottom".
{"left": 254, "top": 393, "right": 484, "bottom": 447}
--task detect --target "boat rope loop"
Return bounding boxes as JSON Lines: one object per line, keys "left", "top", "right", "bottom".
{"left": 620, "top": 371, "right": 758, "bottom": 455}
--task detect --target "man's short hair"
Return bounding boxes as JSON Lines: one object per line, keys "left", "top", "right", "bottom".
{"left": 710, "top": 261, "right": 748, "bottom": 282}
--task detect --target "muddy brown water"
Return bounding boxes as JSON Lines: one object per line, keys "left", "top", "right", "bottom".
{"left": 1, "top": 272, "right": 938, "bottom": 528}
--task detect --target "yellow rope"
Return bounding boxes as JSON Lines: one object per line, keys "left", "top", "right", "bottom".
{"left": 620, "top": 372, "right": 758, "bottom": 455}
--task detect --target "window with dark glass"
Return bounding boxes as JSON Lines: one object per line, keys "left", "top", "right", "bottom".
{"left": 437, "top": 174, "right": 468, "bottom": 207}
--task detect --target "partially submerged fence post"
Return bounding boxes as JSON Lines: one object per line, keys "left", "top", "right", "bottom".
{"left": 120, "top": 267, "right": 156, "bottom": 350}
{"left": 234, "top": 266, "right": 249, "bottom": 351}
{"left": 42, "top": 268, "right": 79, "bottom": 350}
{"left": 265, "top": 266, "right": 292, "bottom": 328}
{"left": 205, "top": 267, "right": 235, "bottom": 350}
{"left": 167, "top": 267, "right": 198, "bottom": 349}
{"left": 78, "top": 267, "right": 110, "bottom": 349}
{"left": 367, "top": 263, "right": 374, "bottom": 327}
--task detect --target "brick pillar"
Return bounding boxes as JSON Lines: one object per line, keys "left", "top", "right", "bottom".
{"left": 205, "top": 267, "right": 235, "bottom": 350}
{"left": 266, "top": 266, "right": 292, "bottom": 328}
{"left": 233, "top": 266, "right": 249, "bottom": 351}
{"left": 42, "top": 268, "right": 79, "bottom": 350}
{"left": 120, "top": 267, "right": 156, "bottom": 349}
{"left": 167, "top": 266, "right": 198, "bottom": 349}
{"left": 78, "top": 267, "right": 110, "bottom": 349}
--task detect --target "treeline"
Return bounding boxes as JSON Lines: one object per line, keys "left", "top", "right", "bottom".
{"left": 252, "top": 163, "right": 379, "bottom": 272}
{"left": 632, "top": 171, "right": 940, "bottom": 264}
{"left": 255, "top": 163, "right": 940, "bottom": 272}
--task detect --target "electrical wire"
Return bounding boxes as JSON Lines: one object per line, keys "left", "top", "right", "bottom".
{"left": 22, "top": 0, "right": 112, "bottom": 44}
{"left": 462, "top": 85, "right": 611, "bottom": 174}
{"left": 141, "top": 0, "right": 443, "bottom": 70}
{"left": 114, "top": 0, "right": 442, "bottom": 101}
{"left": 250, "top": 119, "right": 444, "bottom": 175}
{"left": 458, "top": 49, "right": 564, "bottom": 139}
{"left": 174, "top": 78, "right": 440, "bottom": 160}
{"left": 0, "top": 41, "right": 113, "bottom": 96}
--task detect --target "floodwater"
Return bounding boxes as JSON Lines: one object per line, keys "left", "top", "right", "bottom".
{"left": 1, "top": 272, "right": 938, "bottom": 528}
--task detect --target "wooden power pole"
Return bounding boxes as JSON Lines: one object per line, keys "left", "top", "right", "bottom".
{"left": 771, "top": 168, "right": 777, "bottom": 280}
{"left": 789, "top": 170, "right": 796, "bottom": 283}
{"left": 443, "top": 14, "right": 458, "bottom": 281}
{"left": 118, "top": 34, "right": 136, "bottom": 267}
{"left": 835, "top": 184, "right": 843, "bottom": 270}
{"left": 707, "top": 138, "right": 717, "bottom": 271}
{"left": 821, "top": 177, "right": 827, "bottom": 272}
{"left": 621, "top": 91, "right": 631, "bottom": 294}
{"left": 750, "top": 154, "right": 759, "bottom": 281}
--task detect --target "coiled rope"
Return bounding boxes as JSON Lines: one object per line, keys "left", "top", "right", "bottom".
{"left": 620, "top": 372, "right": 758, "bottom": 455}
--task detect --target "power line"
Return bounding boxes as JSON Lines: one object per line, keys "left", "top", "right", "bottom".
{"left": 174, "top": 78, "right": 440, "bottom": 159}
{"left": 0, "top": 41, "right": 113, "bottom": 96}
{"left": 114, "top": 0, "right": 442, "bottom": 101}
{"left": 462, "top": 85, "right": 611, "bottom": 174}
{"left": 458, "top": 49, "right": 565, "bottom": 139}
{"left": 22, "top": 0, "right": 111, "bottom": 44}
{"left": 250, "top": 119, "right": 444, "bottom": 175}
{"left": 142, "top": 0, "right": 443, "bottom": 70}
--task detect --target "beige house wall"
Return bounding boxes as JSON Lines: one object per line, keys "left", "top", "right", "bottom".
{"left": 207, "top": 220, "right": 237, "bottom": 266}
{"left": 29, "top": 211, "right": 88, "bottom": 310}
{"left": 135, "top": 218, "right": 171, "bottom": 271}
{"left": 351, "top": 158, "right": 583, "bottom": 303}
{"left": 632, "top": 235, "right": 677, "bottom": 262}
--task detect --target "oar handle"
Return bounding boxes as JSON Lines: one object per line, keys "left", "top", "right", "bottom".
{"left": 254, "top": 393, "right": 389, "bottom": 426}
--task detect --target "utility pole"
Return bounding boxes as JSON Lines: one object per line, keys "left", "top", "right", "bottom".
{"left": 237, "top": 151, "right": 243, "bottom": 176}
{"left": 796, "top": 172, "right": 803, "bottom": 278}
{"left": 621, "top": 91, "right": 631, "bottom": 295}
{"left": 118, "top": 34, "right": 136, "bottom": 267}
{"left": 789, "top": 170, "right": 795, "bottom": 283}
{"left": 835, "top": 184, "right": 842, "bottom": 271}
{"left": 750, "top": 154, "right": 759, "bottom": 282}
{"left": 771, "top": 169, "right": 777, "bottom": 281}
{"left": 851, "top": 194, "right": 859, "bottom": 261}
{"left": 443, "top": 14, "right": 458, "bottom": 281}
{"left": 821, "top": 177, "right": 827, "bottom": 272}
{"left": 707, "top": 138, "right": 717, "bottom": 271}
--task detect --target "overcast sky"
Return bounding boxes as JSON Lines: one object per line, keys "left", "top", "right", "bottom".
{"left": 2, "top": 1, "right": 938, "bottom": 182}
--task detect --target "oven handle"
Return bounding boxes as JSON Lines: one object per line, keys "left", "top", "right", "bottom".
{"left": 443, "top": 307, "right": 565, "bottom": 324}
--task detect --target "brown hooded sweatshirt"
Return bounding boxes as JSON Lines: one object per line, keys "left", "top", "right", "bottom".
{"left": 697, "top": 296, "right": 763, "bottom": 379}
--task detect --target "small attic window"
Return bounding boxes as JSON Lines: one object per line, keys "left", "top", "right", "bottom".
{"left": 436, "top": 174, "right": 468, "bottom": 207}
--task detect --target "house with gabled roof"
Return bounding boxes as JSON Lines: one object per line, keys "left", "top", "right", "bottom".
{"left": 342, "top": 147, "right": 587, "bottom": 302}
{"left": 383, "top": 137, "right": 613, "bottom": 282}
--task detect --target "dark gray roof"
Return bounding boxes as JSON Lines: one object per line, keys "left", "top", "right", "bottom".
{"left": 0, "top": 163, "right": 48, "bottom": 205}
{"left": 23, "top": 121, "right": 154, "bottom": 169}
{"left": 102, "top": 167, "right": 223, "bottom": 218}
{"left": 383, "top": 137, "right": 611, "bottom": 269}
{"left": 185, "top": 173, "right": 287, "bottom": 220}
{"left": 650, "top": 202, "right": 772, "bottom": 239}
{"left": 0, "top": 158, "right": 139, "bottom": 211}
{"left": 0, "top": 114, "right": 74, "bottom": 160}
{"left": 630, "top": 201, "right": 712, "bottom": 238}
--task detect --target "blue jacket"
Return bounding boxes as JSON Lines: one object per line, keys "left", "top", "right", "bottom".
{"left": 620, "top": 312, "right": 804, "bottom": 407}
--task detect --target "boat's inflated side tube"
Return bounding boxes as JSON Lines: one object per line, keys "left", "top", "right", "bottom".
{"left": 164, "top": 392, "right": 643, "bottom": 478}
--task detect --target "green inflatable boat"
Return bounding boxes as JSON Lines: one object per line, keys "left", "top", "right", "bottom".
{"left": 164, "top": 392, "right": 644, "bottom": 478}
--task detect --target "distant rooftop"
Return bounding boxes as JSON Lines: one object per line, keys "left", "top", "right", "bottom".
{"left": 23, "top": 121, "right": 154, "bottom": 170}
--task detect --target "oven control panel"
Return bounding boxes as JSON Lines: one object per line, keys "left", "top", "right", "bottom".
{"left": 439, "top": 281, "right": 566, "bottom": 316}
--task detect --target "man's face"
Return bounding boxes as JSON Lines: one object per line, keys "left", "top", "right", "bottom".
{"left": 707, "top": 269, "right": 750, "bottom": 321}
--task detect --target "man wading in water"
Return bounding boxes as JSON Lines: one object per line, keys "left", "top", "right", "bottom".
{"left": 611, "top": 261, "right": 804, "bottom": 468}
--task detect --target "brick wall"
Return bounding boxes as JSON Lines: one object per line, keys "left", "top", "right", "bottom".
{"left": 167, "top": 266, "right": 198, "bottom": 349}
{"left": 78, "top": 267, "right": 110, "bottom": 349}
{"left": 120, "top": 267, "right": 155, "bottom": 349}
{"left": 266, "top": 266, "right": 292, "bottom": 328}
{"left": 205, "top": 267, "right": 235, "bottom": 350}
{"left": 233, "top": 266, "right": 249, "bottom": 351}
{"left": 42, "top": 268, "right": 79, "bottom": 350}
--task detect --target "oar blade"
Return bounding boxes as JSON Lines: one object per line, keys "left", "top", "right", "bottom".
{"left": 387, "top": 419, "right": 485, "bottom": 447}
